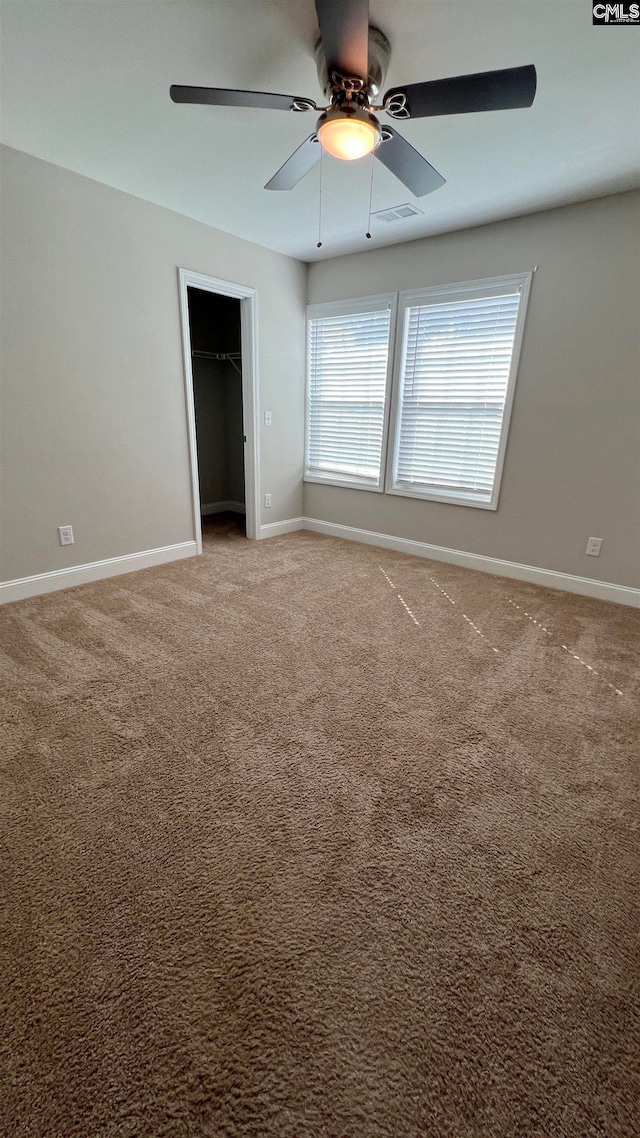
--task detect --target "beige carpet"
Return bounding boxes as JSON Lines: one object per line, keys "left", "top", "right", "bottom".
{"left": 1, "top": 516, "right": 639, "bottom": 1138}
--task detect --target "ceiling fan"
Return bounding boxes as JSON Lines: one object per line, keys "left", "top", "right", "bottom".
{"left": 170, "top": 0, "right": 537, "bottom": 198}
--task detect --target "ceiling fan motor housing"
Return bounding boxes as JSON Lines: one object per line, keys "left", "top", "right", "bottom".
{"left": 314, "top": 25, "right": 391, "bottom": 101}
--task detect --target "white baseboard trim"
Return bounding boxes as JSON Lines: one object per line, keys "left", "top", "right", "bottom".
{"left": 3, "top": 519, "right": 636, "bottom": 609}
{"left": 0, "top": 541, "right": 198, "bottom": 606}
{"left": 301, "top": 518, "right": 640, "bottom": 608}
{"left": 201, "top": 500, "right": 246, "bottom": 516}
{"left": 258, "top": 517, "right": 305, "bottom": 539}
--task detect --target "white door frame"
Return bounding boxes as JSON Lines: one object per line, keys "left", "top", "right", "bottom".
{"left": 178, "top": 268, "right": 260, "bottom": 551}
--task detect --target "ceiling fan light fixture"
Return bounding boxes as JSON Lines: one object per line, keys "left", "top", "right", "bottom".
{"left": 316, "top": 105, "right": 381, "bottom": 161}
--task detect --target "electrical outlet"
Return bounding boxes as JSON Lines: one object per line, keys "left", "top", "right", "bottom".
{"left": 585, "top": 537, "right": 603, "bottom": 557}
{"left": 264, "top": 493, "right": 272, "bottom": 508}
{"left": 58, "top": 525, "right": 74, "bottom": 546}
{"left": 264, "top": 411, "right": 272, "bottom": 427}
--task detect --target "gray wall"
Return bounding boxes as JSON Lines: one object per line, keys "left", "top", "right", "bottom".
{"left": 0, "top": 145, "right": 306, "bottom": 583}
{"left": 2, "top": 144, "right": 637, "bottom": 592}
{"left": 306, "top": 192, "right": 640, "bottom": 588}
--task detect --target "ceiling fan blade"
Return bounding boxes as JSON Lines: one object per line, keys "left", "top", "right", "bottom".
{"left": 170, "top": 86, "right": 317, "bottom": 112}
{"left": 314, "top": 0, "right": 369, "bottom": 79}
{"left": 384, "top": 64, "right": 537, "bottom": 119}
{"left": 265, "top": 135, "right": 321, "bottom": 191}
{"left": 376, "top": 128, "right": 446, "bottom": 198}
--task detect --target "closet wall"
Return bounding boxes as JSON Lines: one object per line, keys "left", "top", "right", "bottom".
{"left": 192, "top": 359, "right": 244, "bottom": 511}
{"left": 188, "top": 288, "right": 245, "bottom": 515}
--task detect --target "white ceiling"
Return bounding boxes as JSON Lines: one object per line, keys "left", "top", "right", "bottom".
{"left": 1, "top": 0, "right": 639, "bottom": 263}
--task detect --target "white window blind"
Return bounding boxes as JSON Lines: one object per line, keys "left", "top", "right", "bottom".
{"left": 391, "top": 282, "right": 527, "bottom": 508}
{"left": 306, "top": 303, "right": 392, "bottom": 488}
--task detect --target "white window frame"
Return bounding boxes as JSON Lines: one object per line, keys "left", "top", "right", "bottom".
{"left": 304, "top": 293, "right": 397, "bottom": 493}
{"left": 384, "top": 272, "right": 532, "bottom": 511}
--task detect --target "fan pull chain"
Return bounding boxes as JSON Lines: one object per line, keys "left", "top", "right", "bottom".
{"left": 317, "top": 147, "right": 324, "bottom": 249}
{"left": 366, "top": 148, "right": 375, "bottom": 239}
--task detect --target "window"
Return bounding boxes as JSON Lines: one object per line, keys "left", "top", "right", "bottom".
{"left": 305, "top": 296, "right": 395, "bottom": 490}
{"left": 304, "top": 274, "right": 531, "bottom": 508}
{"left": 387, "top": 275, "right": 531, "bottom": 509}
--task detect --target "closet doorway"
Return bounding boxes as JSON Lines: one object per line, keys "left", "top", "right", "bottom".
{"left": 178, "top": 270, "right": 259, "bottom": 551}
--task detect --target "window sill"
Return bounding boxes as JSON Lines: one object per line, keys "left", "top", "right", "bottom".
{"left": 385, "top": 483, "right": 499, "bottom": 510}
{"left": 304, "top": 474, "right": 384, "bottom": 494}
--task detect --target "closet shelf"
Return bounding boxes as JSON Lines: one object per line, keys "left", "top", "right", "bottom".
{"left": 192, "top": 350, "right": 241, "bottom": 374}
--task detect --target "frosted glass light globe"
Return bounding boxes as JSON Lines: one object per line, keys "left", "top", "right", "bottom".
{"left": 316, "top": 106, "right": 381, "bottom": 161}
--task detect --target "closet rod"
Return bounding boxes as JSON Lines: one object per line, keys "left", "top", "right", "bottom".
{"left": 192, "top": 350, "right": 241, "bottom": 374}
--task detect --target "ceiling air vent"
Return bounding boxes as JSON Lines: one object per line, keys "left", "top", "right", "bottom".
{"left": 372, "top": 203, "right": 424, "bottom": 224}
